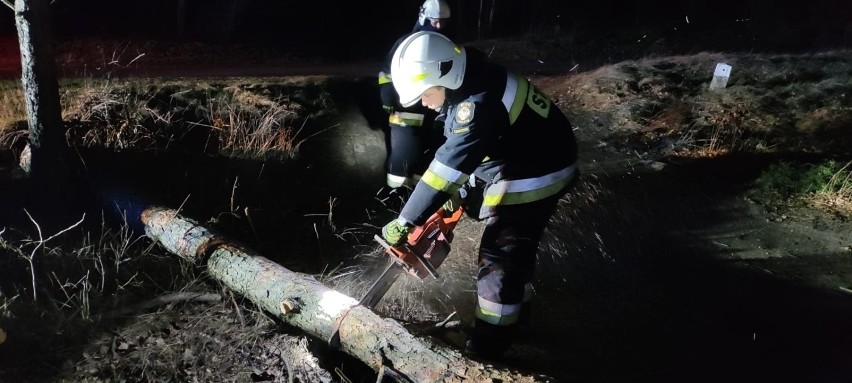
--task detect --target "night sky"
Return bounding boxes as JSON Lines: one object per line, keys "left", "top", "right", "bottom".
{"left": 0, "top": 0, "right": 849, "bottom": 61}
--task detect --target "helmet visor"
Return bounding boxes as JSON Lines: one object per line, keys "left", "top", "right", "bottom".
{"left": 396, "top": 78, "right": 429, "bottom": 108}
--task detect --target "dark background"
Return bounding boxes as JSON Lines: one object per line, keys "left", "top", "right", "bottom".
{"left": 0, "top": 0, "right": 851, "bottom": 61}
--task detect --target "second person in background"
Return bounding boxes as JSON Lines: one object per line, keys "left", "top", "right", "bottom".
{"left": 377, "top": 0, "right": 453, "bottom": 196}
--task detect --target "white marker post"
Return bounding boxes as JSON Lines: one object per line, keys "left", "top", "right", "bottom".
{"left": 709, "top": 63, "right": 732, "bottom": 90}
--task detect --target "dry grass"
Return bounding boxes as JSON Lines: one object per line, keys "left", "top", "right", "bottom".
{"left": 752, "top": 160, "right": 852, "bottom": 219}
{"left": 0, "top": 212, "right": 161, "bottom": 317}
{"left": 541, "top": 50, "right": 852, "bottom": 158}
{"left": 0, "top": 211, "right": 219, "bottom": 378}
{"left": 534, "top": 50, "right": 852, "bottom": 223}
{"left": 49, "top": 77, "right": 326, "bottom": 162}
{"left": 0, "top": 75, "right": 326, "bottom": 163}
{"left": 199, "top": 95, "right": 305, "bottom": 161}
{"left": 0, "top": 81, "right": 26, "bottom": 131}
{"left": 62, "top": 80, "right": 163, "bottom": 151}
{"left": 806, "top": 161, "right": 852, "bottom": 217}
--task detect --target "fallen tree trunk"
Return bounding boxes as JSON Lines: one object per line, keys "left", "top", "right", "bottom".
{"left": 141, "top": 206, "right": 557, "bottom": 382}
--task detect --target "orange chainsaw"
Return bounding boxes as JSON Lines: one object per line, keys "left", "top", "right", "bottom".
{"left": 359, "top": 207, "right": 464, "bottom": 309}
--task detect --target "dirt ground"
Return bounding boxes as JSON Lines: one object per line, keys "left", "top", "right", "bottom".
{"left": 2, "top": 47, "right": 852, "bottom": 382}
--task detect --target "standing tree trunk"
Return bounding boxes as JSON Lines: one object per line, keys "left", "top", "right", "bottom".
{"left": 176, "top": 0, "right": 186, "bottom": 42}
{"left": 477, "top": 0, "right": 484, "bottom": 40}
{"left": 142, "top": 206, "right": 559, "bottom": 383}
{"left": 11, "top": 0, "right": 66, "bottom": 179}
{"left": 221, "top": 0, "right": 241, "bottom": 43}
{"left": 488, "top": 0, "right": 496, "bottom": 36}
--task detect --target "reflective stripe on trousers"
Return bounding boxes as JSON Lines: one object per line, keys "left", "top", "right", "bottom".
{"left": 388, "top": 112, "right": 425, "bottom": 127}
{"left": 476, "top": 283, "right": 534, "bottom": 325}
{"left": 386, "top": 173, "right": 418, "bottom": 188}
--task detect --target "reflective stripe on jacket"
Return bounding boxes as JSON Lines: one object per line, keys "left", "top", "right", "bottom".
{"left": 480, "top": 164, "right": 577, "bottom": 216}
{"left": 420, "top": 159, "right": 469, "bottom": 193}
{"left": 502, "top": 71, "right": 530, "bottom": 124}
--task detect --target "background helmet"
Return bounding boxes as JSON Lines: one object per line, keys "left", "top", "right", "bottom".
{"left": 391, "top": 31, "right": 466, "bottom": 107}
{"left": 418, "top": 0, "right": 451, "bottom": 26}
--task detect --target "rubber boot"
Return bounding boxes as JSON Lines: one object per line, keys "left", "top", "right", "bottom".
{"left": 464, "top": 319, "right": 517, "bottom": 360}
{"left": 519, "top": 300, "right": 532, "bottom": 325}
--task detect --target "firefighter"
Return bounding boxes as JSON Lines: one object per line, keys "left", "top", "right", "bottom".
{"left": 378, "top": 0, "right": 452, "bottom": 190}
{"left": 380, "top": 31, "right": 579, "bottom": 359}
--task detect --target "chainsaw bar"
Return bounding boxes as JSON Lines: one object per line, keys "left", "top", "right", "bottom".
{"left": 359, "top": 234, "right": 443, "bottom": 309}
{"left": 358, "top": 256, "right": 404, "bottom": 309}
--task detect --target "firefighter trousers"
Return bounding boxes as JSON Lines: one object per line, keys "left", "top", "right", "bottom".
{"left": 468, "top": 192, "right": 564, "bottom": 357}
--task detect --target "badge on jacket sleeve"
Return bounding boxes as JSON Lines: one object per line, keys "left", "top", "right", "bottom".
{"left": 454, "top": 101, "right": 475, "bottom": 126}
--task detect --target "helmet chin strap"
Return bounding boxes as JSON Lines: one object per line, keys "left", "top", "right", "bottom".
{"left": 434, "top": 92, "right": 452, "bottom": 116}
{"left": 444, "top": 88, "right": 458, "bottom": 105}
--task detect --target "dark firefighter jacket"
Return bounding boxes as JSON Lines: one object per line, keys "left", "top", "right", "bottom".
{"left": 399, "top": 51, "right": 579, "bottom": 226}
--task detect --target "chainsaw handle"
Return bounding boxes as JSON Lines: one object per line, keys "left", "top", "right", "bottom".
{"left": 373, "top": 207, "right": 460, "bottom": 283}
{"left": 437, "top": 206, "right": 464, "bottom": 233}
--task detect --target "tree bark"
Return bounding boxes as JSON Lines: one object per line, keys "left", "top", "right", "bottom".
{"left": 141, "top": 206, "right": 558, "bottom": 383}
{"left": 14, "top": 0, "right": 66, "bottom": 179}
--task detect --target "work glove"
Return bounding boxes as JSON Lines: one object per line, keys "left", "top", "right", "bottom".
{"left": 442, "top": 186, "right": 468, "bottom": 213}
{"left": 382, "top": 219, "right": 411, "bottom": 247}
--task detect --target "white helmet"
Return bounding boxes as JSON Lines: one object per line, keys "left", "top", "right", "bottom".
{"left": 418, "top": 0, "right": 451, "bottom": 26}
{"left": 391, "top": 31, "right": 466, "bottom": 107}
